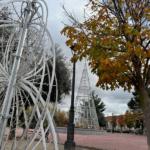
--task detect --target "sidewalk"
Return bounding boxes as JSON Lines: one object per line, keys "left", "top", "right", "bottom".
{"left": 59, "top": 133, "right": 148, "bottom": 150}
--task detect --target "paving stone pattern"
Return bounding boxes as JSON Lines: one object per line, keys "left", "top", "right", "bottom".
{"left": 59, "top": 133, "right": 148, "bottom": 150}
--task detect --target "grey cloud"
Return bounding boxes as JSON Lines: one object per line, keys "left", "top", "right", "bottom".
{"left": 104, "top": 103, "right": 128, "bottom": 116}
{"left": 100, "top": 89, "right": 132, "bottom": 104}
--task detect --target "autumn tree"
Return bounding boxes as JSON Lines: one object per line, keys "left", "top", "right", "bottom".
{"left": 54, "top": 110, "right": 68, "bottom": 127}
{"left": 117, "top": 115, "right": 125, "bottom": 132}
{"left": 124, "top": 111, "right": 144, "bottom": 133}
{"left": 62, "top": 0, "right": 150, "bottom": 148}
{"left": 124, "top": 111, "right": 135, "bottom": 129}
{"left": 111, "top": 115, "right": 117, "bottom": 132}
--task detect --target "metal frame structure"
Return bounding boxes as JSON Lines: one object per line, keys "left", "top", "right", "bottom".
{"left": 0, "top": 0, "right": 59, "bottom": 149}
{"left": 75, "top": 61, "right": 99, "bottom": 129}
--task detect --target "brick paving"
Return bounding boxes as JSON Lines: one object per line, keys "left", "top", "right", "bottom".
{"left": 59, "top": 133, "right": 148, "bottom": 150}
{"left": 4, "top": 128, "right": 149, "bottom": 150}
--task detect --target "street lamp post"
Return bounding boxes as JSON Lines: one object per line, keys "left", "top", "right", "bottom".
{"left": 64, "top": 46, "right": 76, "bottom": 150}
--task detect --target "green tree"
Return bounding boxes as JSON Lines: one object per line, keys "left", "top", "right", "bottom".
{"left": 47, "top": 44, "right": 71, "bottom": 102}
{"left": 128, "top": 91, "right": 142, "bottom": 112}
{"left": 62, "top": 0, "right": 150, "bottom": 148}
{"left": 91, "top": 91, "right": 106, "bottom": 127}
{"left": 98, "top": 112, "right": 106, "bottom": 127}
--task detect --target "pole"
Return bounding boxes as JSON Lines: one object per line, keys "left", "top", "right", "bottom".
{"left": 64, "top": 58, "right": 76, "bottom": 150}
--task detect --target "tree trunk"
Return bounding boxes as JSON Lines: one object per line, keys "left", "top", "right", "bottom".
{"left": 140, "top": 88, "right": 150, "bottom": 150}
{"left": 143, "top": 102, "right": 150, "bottom": 150}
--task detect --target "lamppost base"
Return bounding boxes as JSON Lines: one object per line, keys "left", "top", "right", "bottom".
{"left": 64, "top": 141, "right": 76, "bottom": 150}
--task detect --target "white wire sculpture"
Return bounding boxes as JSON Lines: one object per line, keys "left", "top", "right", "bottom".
{"left": 75, "top": 62, "right": 99, "bottom": 129}
{"left": 0, "top": 0, "right": 59, "bottom": 149}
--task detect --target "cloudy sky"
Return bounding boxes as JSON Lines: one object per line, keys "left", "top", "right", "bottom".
{"left": 46, "top": 0, "right": 133, "bottom": 116}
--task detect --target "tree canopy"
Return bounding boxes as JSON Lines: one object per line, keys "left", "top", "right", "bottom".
{"left": 62, "top": 0, "right": 150, "bottom": 92}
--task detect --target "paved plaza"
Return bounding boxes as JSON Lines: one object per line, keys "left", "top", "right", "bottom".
{"left": 59, "top": 133, "right": 148, "bottom": 150}
{"left": 4, "top": 128, "right": 149, "bottom": 150}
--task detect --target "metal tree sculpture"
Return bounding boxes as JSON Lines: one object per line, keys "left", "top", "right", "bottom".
{"left": 0, "top": 0, "right": 59, "bottom": 149}
{"left": 75, "top": 62, "right": 99, "bottom": 129}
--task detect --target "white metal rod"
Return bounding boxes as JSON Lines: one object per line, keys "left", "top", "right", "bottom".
{"left": 0, "top": 3, "right": 33, "bottom": 147}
